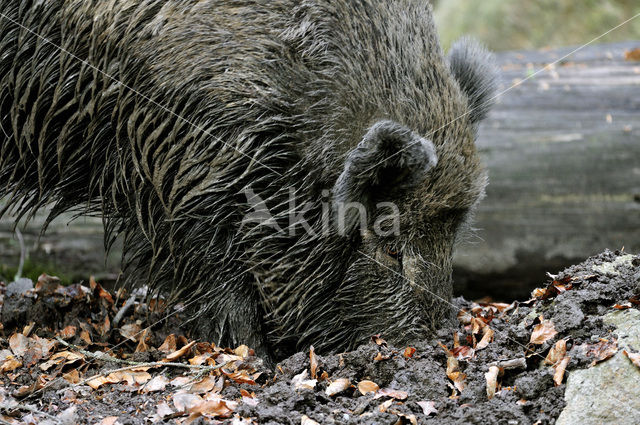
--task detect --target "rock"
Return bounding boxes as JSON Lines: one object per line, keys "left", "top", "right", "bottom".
{"left": 556, "top": 309, "right": 640, "bottom": 425}
{"left": 1, "top": 278, "right": 34, "bottom": 328}
{"left": 591, "top": 254, "right": 635, "bottom": 277}
{"left": 5, "top": 278, "right": 33, "bottom": 297}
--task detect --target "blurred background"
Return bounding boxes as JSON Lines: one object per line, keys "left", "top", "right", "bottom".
{"left": 1, "top": 1, "right": 639, "bottom": 300}
{"left": 434, "top": 0, "right": 640, "bottom": 299}
{"left": 434, "top": 0, "right": 640, "bottom": 51}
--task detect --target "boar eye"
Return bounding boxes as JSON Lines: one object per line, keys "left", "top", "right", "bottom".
{"left": 384, "top": 245, "right": 402, "bottom": 262}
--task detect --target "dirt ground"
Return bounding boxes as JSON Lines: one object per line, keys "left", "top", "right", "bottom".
{"left": 0, "top": 249, "right": 638, "bottom": 424}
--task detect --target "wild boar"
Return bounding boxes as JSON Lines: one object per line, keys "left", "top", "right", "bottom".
{"left": 0, "top": 0, "right": 497, "bottom": 358}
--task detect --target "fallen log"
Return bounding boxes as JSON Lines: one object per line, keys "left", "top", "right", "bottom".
{"left": 455, "top": 41, "right": 640, "bottom": 299}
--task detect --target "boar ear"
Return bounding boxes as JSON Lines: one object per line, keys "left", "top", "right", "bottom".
{"left": 448, "top": 37, "right": 498, "bottom": 124}
{"left": 332, "top": 120, "right": 437, "bottom": 235}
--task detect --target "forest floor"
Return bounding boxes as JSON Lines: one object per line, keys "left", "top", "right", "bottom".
{"left": 0, "top": 250, "right": 638, "bottom": 424}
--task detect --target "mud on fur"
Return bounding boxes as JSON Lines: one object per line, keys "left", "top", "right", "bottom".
{"left": 0, "top": 0, "right": 497, "bottom": 359}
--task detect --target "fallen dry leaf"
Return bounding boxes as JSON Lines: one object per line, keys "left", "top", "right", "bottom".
{"left": 142, "top": 375, "right": 170, "bottom": 393}
{"left": 223, "top": 370, "right": 258, "bottom": 386}
{"left": 357, "top": 380, "right": 379, "bottom": 395}
{"left": 301, "top": 415, "right": 321, "bottom": 425}
{"left": 553, "top": 356, "right": 570, "bottom": 386}
{"left": 234, "top": 345, "right": 250, "bottom": 358}
{"left": 173, "top": 392, "right": 204, "bottom": 412}
{"left": 584, "top": 339, "right": 618, "bottom": 366}
{"left": 309, "top": 345, "right": 319, "bottom": 379}
{"left": 159, "top": 334, "right": 178, "bottom": 353}
{"left": 13, "top": 375, "right": 46, "bottom": 397}
{"left": 9, "top": 333, "right": 29, "bottom": 358}
{"left": 371, "top": 334, "right": 387, "bottom": 347}
{"left": 530, "top": 319, "right": 558, "bottom": 345}
{"left": 479, "top": 301, "right": 513, "bottom": 313}
{"left": 623, "top": 350, "right": 640, "bottom": 368}
{"left": 135, "top": 329, "right": 151, "bottom": 352}
{"left": 59, "top": 326, "right": 77, "bottom": 340}
{"left": 108, "top": 370, "right": 152, "bottom": 387}
{"left": 22, "top": 322, "right": 35, "bottom": 337}
{"left": 398, "top": 413, "right": 418, "bottom": 425}
{"left": 98, "top": 417, "right": 119, "bottom": 425}
{"left": 187, "top": 398, "right": 237, "bottom": 419}
{"left": 457, "top": 310, "right": 473, "bottom": 325}
{"left": 40, "top": 350, "right": 84, "bottom": 371}
{"left": 446, "top": 356, "right": 466, "bottom": 393}
{"left": 119, "top": 323, "right": 142, "bottom": 342}
{"left": 531, "top": 276, "right": 574, "bottom": 300}
{"left": 545, "top": 339, "right": 567, "bottom": 365}
{"left": 164, "top": 341, "right": 197, "bottom": 362}
{"left": 378, "top": 399, "right": 393, "bottom": 413}
{"left": 188, "top": 375, "right": 218, "bottom": 394}
{"left": 325, "top": 378, "right": 351, "bottom": 396}
{"left": 373, "top": 352, "right": 390, "bottom": 361}
{"left": 416, "top": 400, "right": 438, "bottom": 416}
{"left": 154, "top": 402, "right": 174, "bottom": 420}
{"left": 403, "top": 346, "right": 416, "bottom": 358}
{"left": 62, "top": 369, "right": 80, "bottom": 384}
{"left": 90, "top": 276, "right": 114, "bottom": 304}
{"left": 36, "top": 274, "right": 60, "bottom": 295}
{"left": 87, "top": 370, "right": 151, "bottom": 389}
{"left": 292, "top": 369, "right": 317, "bottom": 391}
{"left": 485, "top": 366, "right": 500, "bottom": 399}
{"left": 374, "top": 388, "right": 408, "bottom": 400}
{"left": 189, "top": 353, "right": 213, "bottom": 366}
{"left": 437, "top": 341, "right": 453, "bottom": 357}
{"left": 87, "top": 375, "right": 111, "bottom": 390}
{"left": 240, "top": 389, "right": 258, "bottom": 407}
{"left": 242, "top": 394, "right": 259, "bottom": 408}
{"left": 471, "top": 317, "right": 487, "bottom": 334}
{"left": 452, "top": 345, "right": 475, "bottom": 360}
{"left": 170, "top": 376, "right": 193, "bottom": 388}
{"left": 0, "top": 357, "right": 22, "bottom": 373}
{"left": 476, "top": 327, "right": 494, "bottom": 350}
{"left": 79, "top": 329, "right": 92, "bottom": 345}
{"left": 95, "top": 315, "right": 111, "bottom": 337}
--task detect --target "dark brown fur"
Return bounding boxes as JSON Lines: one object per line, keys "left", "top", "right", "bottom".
{"left": 0, "top": 0, "right": 497, "bottom": 358}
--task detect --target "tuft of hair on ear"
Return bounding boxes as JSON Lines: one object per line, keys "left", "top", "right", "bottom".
{"left": 332, "top": 120, "right": 438, "bottom": 236}
{"left": 448, "top": 37, "right": 499, "bottom": 124}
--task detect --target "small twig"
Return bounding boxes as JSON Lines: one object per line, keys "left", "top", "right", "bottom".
{"left": 112, "top": 293, "right": 137, "bottom": 328}
{"left": 489, "top": 357, "right": 527, "bottom": 370}
{"left": 55, "top": 337, "right": 226, "bottom": 371}
{"left": 24, "top": 337, "right": 229, "bottom": 399}
{"left": 14, "top": 227, "right": 25, "bottom": 280}
{"left": 2, "top": 402, "right": 56, "bottom": 420}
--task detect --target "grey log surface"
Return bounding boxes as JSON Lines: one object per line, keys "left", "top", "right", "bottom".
{"left": 454, "top": 41, "right": 640, "bottom": 299}
{"left": 1, "top": 41, "right": 639, "bottom": 297}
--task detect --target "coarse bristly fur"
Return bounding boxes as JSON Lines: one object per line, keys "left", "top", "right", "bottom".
{"left": 0, "top": 0, "right": 498, "bottom": 359}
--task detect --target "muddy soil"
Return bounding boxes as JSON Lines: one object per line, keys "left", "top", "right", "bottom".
{"left": 0, "top": 250, "right": 638, "bottom": 424}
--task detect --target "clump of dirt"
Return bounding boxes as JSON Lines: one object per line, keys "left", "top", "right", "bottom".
{"left": 0, "top": 250, "right": 638, "bottom": 424}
